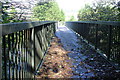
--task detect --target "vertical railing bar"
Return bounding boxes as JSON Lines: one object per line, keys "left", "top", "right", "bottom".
{"left": 83, "top": 23, "right": 85, "bottom": 38}
{"left": 18, "top": 31, "right": 21, "bottom": 79}
{"left": 47, "top": 26, "right": 50, "bottom": 44}
{"left": 8, "top": 34, "right": 11, "bottom": 79}
{"left": 41, "top": 25, "right": 44, "bottom": 52}
{"left": 21, "top": 30, "right": 24, "bottom": 79}
{"left": 15, "top": 32, "right": 18, "bottom": 79}
{"left": 44, "top": 25, "right": 46, "bottom": 51}
{"left": 46, "top": 24, "right": 49, "bottom": 47}
{"left": 6, "top": 35, "right": 8, "bottom": 79}
{"left": 30, "top": 28, "right": 32, "bottom": 77}
{"left": 28, "top": 29, "right": 31, "bottom": 77}
{"left": 43, "top": 25, "right": 47, "bottom": 51}
{"left": 42, "top": 25, "right": 46, "bottom": 51}
{"left": 108, "top": 25, "right": 112, "bottom": 60}
{"left": 27, "top": 29, "right": 29, "bottom": 77}
{"left": 23, "top": 30, "right": 26, "bottom": 78}
{"left": 41, "top": 26, "right": 43, "bottom": 51}
{"left": 24, "top": 30, "right": 26, "bottom": 78}
{"left": 30, "top": 29, "right": 32, "bottom": 77}
{"left": 17, "top": 32, "right": 19, "bottom": 79}
{"left": 28, "top": 29, "right": 30, "bottom": 77}
{"left": 82, "top": 23, "right": 83, "bottom": 37}
{"left": 6, "top": 35, "right": 9, "bottom": 79}
{"left": 95, "top": 24, "right": 98, "bottom": 50}
{"left": 11, "top": 33, "right": 14, "bottom": 79}
{"left": 31, "top": 27, "right": 35, "bottom": 78}
{"left": 20, "top": 31, "right": 22, "bottom": 79}
{"left": 28, "top": 30, "right": 29, "bottom": 77}
{"left": 3, "top": 36, "right": 7, "bottom": 80}
{"left": 25, "top": 30, "right": 28, "bottom": 78}
{"left": 87, "top": 23, "right": 90, "bottom": 44}
{"left": 33, "top": 27, "right": 36, "bottom": 79}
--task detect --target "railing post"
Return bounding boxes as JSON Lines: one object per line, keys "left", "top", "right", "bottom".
{"left": 108, "top": 25, "right": 112, "bottom": 60}
{"left": 95, "top": 24, "right": 98, "bottom": 50}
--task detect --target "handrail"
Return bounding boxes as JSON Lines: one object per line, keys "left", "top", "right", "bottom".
{"left": 66, "top": 21, "right": 120, "bottom": 67}
{"left": 66, "top": 21, "right": 120, "bottom": 26}
{"left": 1, "top": 21, "right": 57, "bottom": 79}
{"left": 1, "top": 21, "right": 56, "bottom": 36}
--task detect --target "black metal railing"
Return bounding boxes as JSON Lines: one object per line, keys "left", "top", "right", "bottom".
{"left": 0, "top": 21, "right": 57, "bottom": 79}
{"left": 66, "top": 21, "right": 120, "bottom": 66}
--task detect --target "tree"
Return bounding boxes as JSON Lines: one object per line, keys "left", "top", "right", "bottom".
{"left": 60, "top": 10, "right": 65, "bottom": 21}
{"left": 113, "top": 1, "right": 120, "bottom": 21}
{"left": 2, "top": 2, "right": 19, "bottom": 23}
{"left": 78, "top": 4, "right": 95, "bottom": 21}
{"left": 77, "top": 0, "right": 119, "bottom": 21}
{"left": 1, "top": 0, "right": 34, "bottom": 23}
{"left": 32, "top": 1, "right": 65, "bottom": 21}
{"left": 69, "top": 16, "right": 75, "bottom": 21}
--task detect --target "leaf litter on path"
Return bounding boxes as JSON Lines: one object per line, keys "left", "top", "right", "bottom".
{"left": 36, "top": 37, "right": 73, "bottom": 79}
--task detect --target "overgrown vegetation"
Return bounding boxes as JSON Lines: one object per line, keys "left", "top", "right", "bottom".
{"left": 77, "top": 0, "right": 120, "bottom": 21}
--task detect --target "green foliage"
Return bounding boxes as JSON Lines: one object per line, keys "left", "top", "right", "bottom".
{"left": 116, "top": 1, "right": 120, "bottom": 21}
{"left": 33, "top": 1, "right": 65, "bottom": 21}
{"left": 2, "top": 5, "right": 17, "bottom": 23}
{"left": 78, "top": 5, "right": 95, "bottom": 21}
{"left": 69, "top": 16, "right": 75, "bottom": 21}
{"left": 1, "top": 1, "right": 26, "bottom": 24}
{"left": 77, "top": 0, "right": 120, "bottom": 21}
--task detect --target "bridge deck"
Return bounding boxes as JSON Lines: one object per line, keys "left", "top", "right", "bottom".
{"left": 1, "top": 21, "right": 120, "bottom": 79}
{"left": 55, "top": 25, "right": 119, "bottom": 78}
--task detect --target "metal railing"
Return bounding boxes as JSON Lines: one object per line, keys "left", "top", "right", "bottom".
{"left": 0, "top": 21, "right": 57, "bottom": 79}
{"left": 66, "top": 21, "right": 120, "bottom": 67}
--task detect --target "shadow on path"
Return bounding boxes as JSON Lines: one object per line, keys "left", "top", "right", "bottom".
{"left": 55, "top": 26, "right": 120, "bottom": 79}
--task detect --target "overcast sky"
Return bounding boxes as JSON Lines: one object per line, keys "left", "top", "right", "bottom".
{"left": 56, "top": 0, "right": 94, "bottom": 20}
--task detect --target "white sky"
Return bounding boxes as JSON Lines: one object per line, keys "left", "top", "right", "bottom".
{"left": 56, "top": 0, "right": 94, "bottom": 20}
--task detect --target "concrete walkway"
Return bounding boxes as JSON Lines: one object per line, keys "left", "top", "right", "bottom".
{"left": 56, "top": 26, "right": 95, "bottom": 78}
{"left": 55, "top": 25, "right": 120, "bottom": 79}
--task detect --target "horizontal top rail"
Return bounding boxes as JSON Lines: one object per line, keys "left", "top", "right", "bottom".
{"left": 0, "top": 21, "right": 56, "bottom": 36}
{"left": 66, "top": 21, "right": 120, "bottom": 26}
